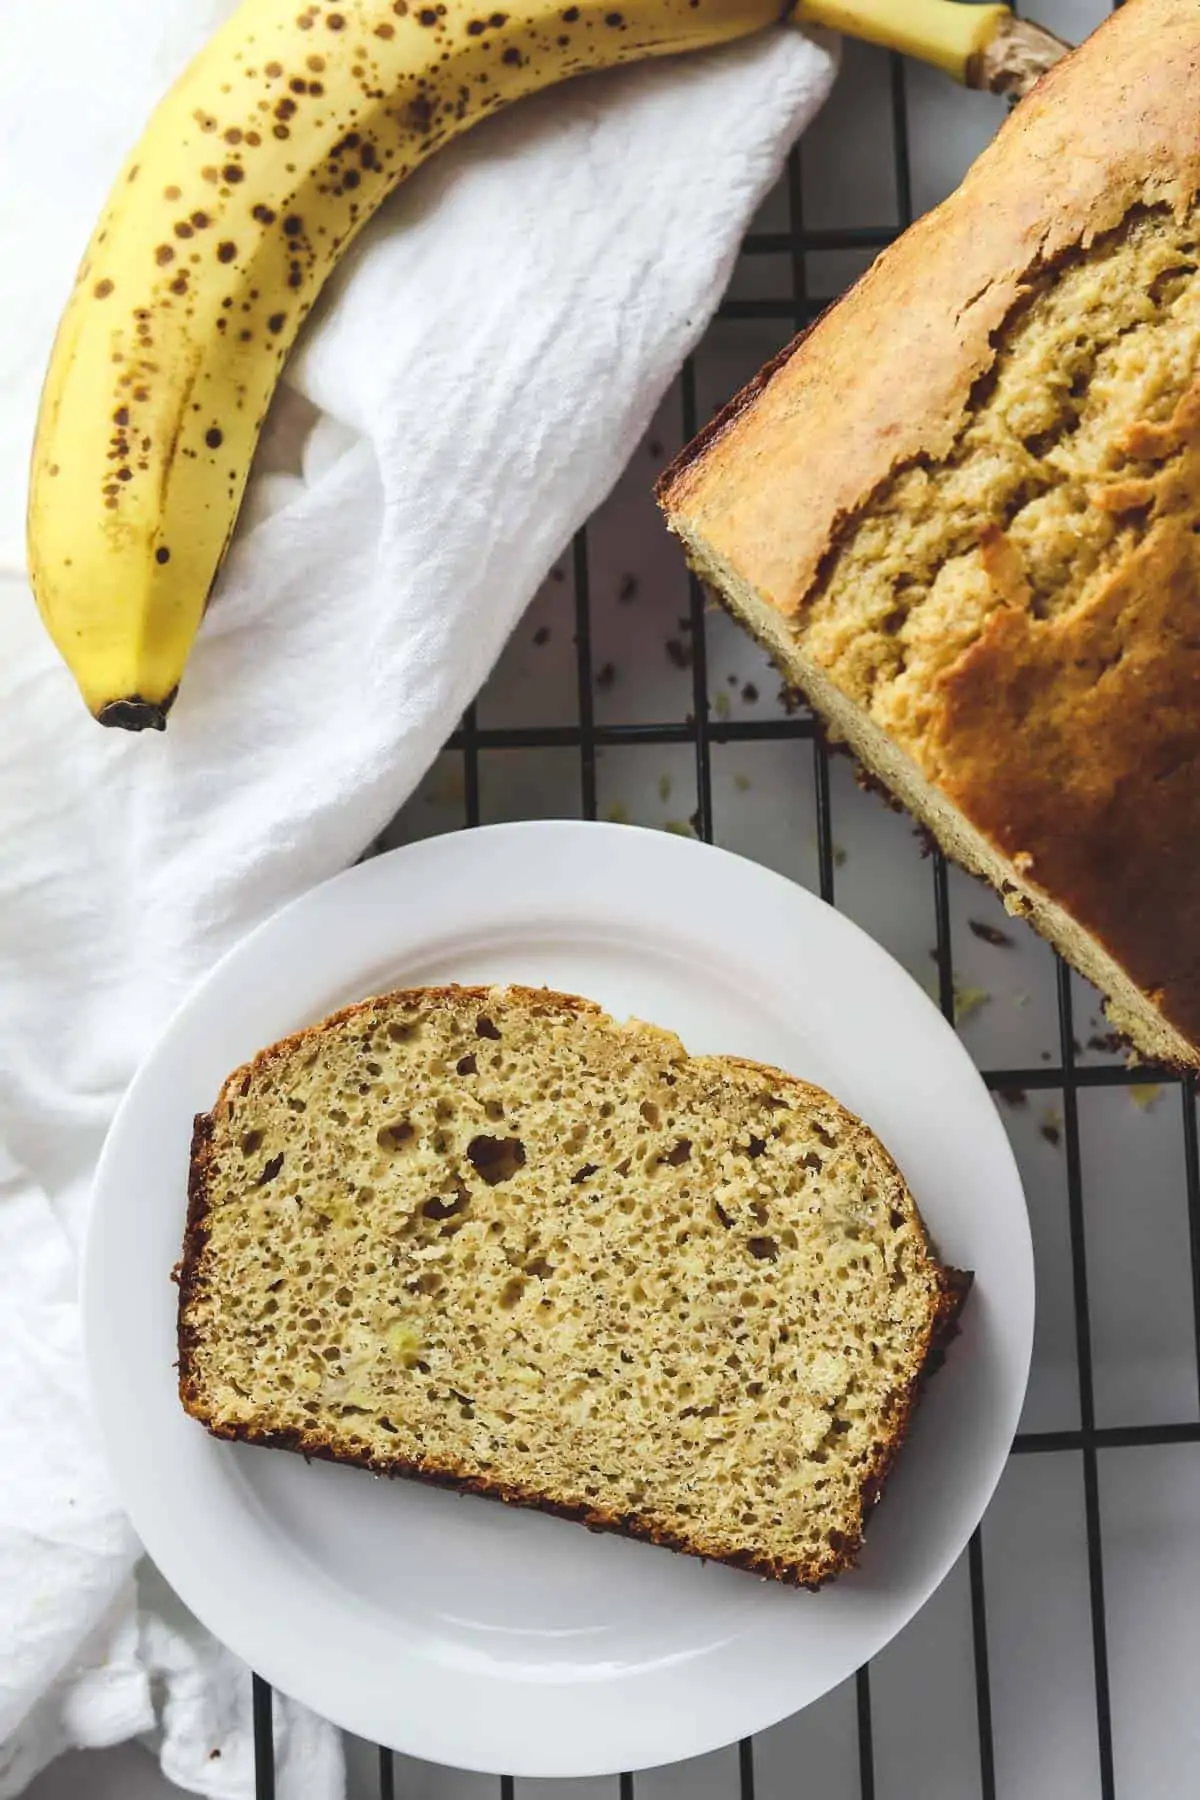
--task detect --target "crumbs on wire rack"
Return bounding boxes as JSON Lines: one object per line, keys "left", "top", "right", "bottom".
{"left": 925, "top": 956, "right": 989, "bottom": 1025}
{"left": 969, "top": 918, "right": 1015, "bottom": 948}
{"left": 954, "top": 984, "right": 990, "bottom": 1025}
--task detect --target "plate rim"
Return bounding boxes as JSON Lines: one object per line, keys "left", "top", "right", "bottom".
{"left": 83, "top": 818, "right": 1034, "bottom": 1776}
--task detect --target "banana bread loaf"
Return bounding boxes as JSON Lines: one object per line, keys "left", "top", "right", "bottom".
{"left": 659, "top": 0, "right": 1200, "bottom": 1067}
{"left": 178, "top": 984, "right": 967, "bottom": 1587}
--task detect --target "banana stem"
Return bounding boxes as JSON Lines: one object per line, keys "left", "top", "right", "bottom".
{"left": 791, "top": 0, "right": 1069, "bottom": 96}
{"left": 969, "top": 12, "right": 1070, "bottom": 98}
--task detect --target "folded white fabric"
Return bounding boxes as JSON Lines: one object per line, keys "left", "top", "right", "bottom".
{"left": 0, "top": 0, "right": 836, "bottom": 1791}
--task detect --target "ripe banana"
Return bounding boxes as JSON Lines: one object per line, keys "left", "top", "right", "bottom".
{"left": 28, "top": 0, "right": 788, "bottom": 729}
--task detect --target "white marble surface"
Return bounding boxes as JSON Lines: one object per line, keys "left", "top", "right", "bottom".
{"left": 38, "top": 4, "right": 1200, "bottom": 1795}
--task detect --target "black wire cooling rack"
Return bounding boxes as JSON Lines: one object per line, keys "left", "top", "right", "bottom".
{"left": 250, "top": 13, "right": 1200, "bottom": 1797}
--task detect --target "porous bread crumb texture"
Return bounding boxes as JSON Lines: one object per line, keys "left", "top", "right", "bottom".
{"left": 807, "top": 203, "right": 1200, "bottom": 754}
{"left": 801, "top": 202, "right": 1200, "bottom": 762}
{"left": 178, "top": 985, "right": 964, "bottom": 1587}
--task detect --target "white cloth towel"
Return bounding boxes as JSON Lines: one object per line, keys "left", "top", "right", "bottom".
{"left": 0, "top": 0, "right": 836, "bottom": 1791}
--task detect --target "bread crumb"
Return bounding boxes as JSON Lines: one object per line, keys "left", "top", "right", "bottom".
{"left": 954, "top": 984, "right": 990, "bottom": 1025}
{"left": 1129, "top": 1082, "right": 1163, "bottom": 1110}
{"left": 969, "top": 919, "right": 1014, "bottom": 948}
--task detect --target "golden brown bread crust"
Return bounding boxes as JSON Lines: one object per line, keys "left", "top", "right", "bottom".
{"left": 177, "top": 985, "right": 970, "bottom": 1589}
{"left": 931, "top": 502, "right": 1200, "bottom": 1048}
{"left": 660, "top": 1, "right": 1200, "bottom": 599}
{"left": 659, "top": 0, "right": 1200, "bottom": 1061}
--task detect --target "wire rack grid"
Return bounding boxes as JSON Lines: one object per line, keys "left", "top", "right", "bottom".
{"left": 250, "top": 5, "right": 1200, "bottom": 1795}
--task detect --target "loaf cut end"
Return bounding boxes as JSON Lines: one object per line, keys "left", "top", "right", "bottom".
{"left": 179, "top": 986, "right": 967, "bottom": 1587}
{"left": 661, "top": 173, "right": 1200, "bottom": 1069}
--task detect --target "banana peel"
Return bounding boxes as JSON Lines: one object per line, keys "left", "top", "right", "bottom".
{"left": 28, "top": 0, "right": 1071, "bottom": 730}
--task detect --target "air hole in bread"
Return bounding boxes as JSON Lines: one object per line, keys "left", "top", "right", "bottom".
{"left": 422, "top": 1191, "right": 469, "bottom": 1221}
{"left": 467, "top": 1135, "right": 525, "bottom": 1185}
{"left": 376, "top": 1119, "right": 414, "bottom": 1151}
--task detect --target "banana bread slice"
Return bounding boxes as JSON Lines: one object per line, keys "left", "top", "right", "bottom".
{"left": 178, "top": 984, "right": 967, "bottom": 1587}
{"left": 659, "top": 0, "right": 1200, "bottom": 1067}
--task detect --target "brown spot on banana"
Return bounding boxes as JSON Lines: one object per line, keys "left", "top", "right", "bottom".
{"left": 28, "top": 0, "right": 787, "bottom": 728}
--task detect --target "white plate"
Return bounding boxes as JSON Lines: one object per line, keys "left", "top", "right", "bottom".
{"left": 84, "top": 820, "right": 1033, "bottom": 1777}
